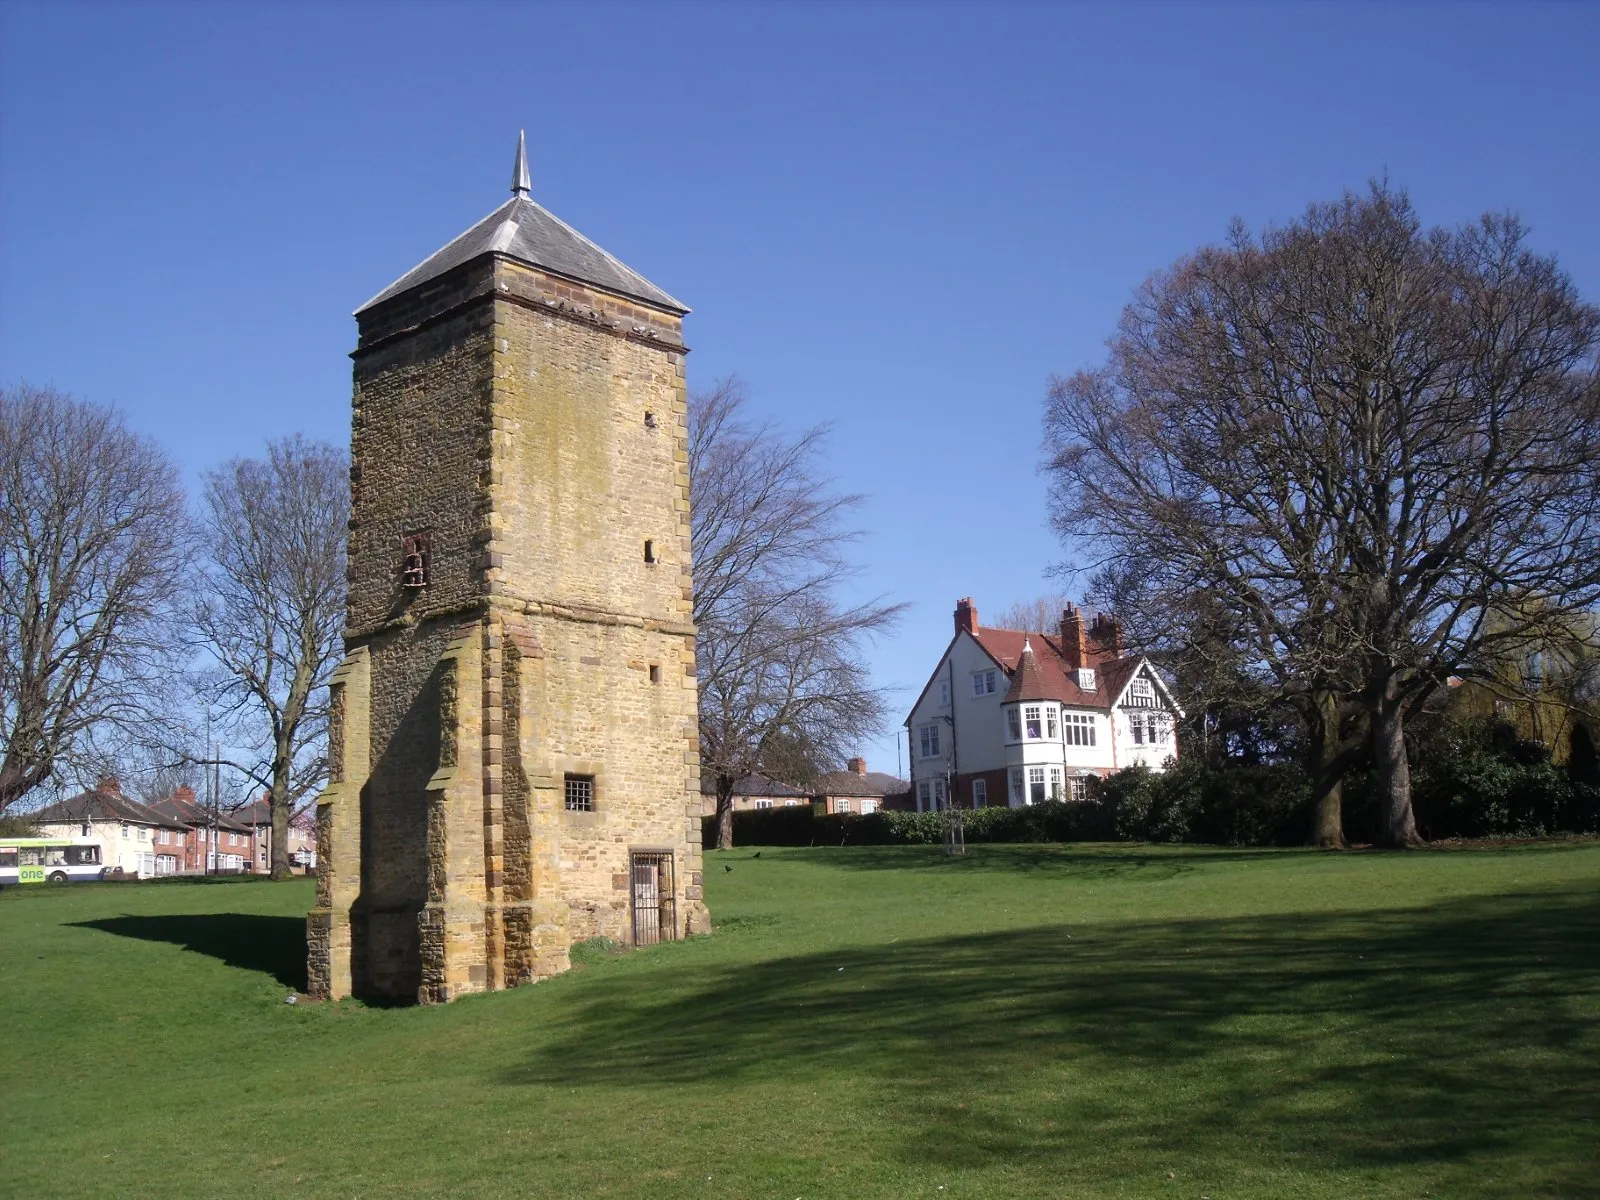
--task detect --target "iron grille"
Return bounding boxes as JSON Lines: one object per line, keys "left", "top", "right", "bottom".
{"left": 630, "top": 851, "right": 677, "bottom": 946}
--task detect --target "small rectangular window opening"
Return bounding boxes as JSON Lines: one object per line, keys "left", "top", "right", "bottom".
{"left": 564, "top": 774, "right": 595, "bottom": 812}
{"left": 644, "top": 411, "right": 657, "bottom": 429}
{"left": 644, "top": 539, "right": 656, "bottom": 564}
{"left": 402, "top": 532, "right": 431, "bottom": 589}
{"left": 648, "top": 664, "right": 661, "bottom": 683}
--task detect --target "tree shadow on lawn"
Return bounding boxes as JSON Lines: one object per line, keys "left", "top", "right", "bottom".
{"left": 796, "top": 842, "right": 1314, "bottom": 880}
{"left": 505, "top": 883, "right": 1600, "bottom": 1184}
{"left": 71, "top": 913, "right": 306, "bottom": 992}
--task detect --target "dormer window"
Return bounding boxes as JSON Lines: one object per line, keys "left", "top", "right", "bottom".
{"left": 1078, "top": 667, "right": 1096, "bottom": 690}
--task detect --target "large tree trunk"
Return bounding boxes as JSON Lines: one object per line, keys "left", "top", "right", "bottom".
{"left": 1372, "top": 688, "right": 1423, "bottom": 848}
{"left": 1306, "top": 689, "right": 1347, "bottom": 849}
{"left": 715, "top": 778, "right": 735, "bottom": 851}
{"left": 269, "top": 792, "right": 292, "bottom": 879}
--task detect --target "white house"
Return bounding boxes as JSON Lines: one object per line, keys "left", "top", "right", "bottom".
{"left": 904, "top": 598, "right": 1184, "bottom": 811}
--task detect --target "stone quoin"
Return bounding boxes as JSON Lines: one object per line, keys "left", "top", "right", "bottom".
{"left": 307, "top": 133, "right": 709, "bottom": 1004}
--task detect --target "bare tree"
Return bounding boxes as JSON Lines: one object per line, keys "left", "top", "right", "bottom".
{"left": 191, "top": 435, "right": 347, "bottom": 878}
{"left": 0, "top": 385, "right": 188, "bottom": 811}
{"left": 691, "top": 379, "right": 905, "bottom": 850}
{"left": 1044, "top": 185, "right": 1600, "bottom": 847}
{"left": 991, "top": 594, "right": 1073, "bottom": 634}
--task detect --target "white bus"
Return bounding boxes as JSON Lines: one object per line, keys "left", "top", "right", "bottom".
{"left": 0, "top": 838, "right": 106, "bottom": 885}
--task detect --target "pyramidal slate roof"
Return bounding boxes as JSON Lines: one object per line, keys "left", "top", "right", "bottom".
{"left": 357, "top": 133, "right": 688, "bottom": 317}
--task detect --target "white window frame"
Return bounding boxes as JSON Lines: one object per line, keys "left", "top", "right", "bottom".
{"left": 972, "top": 669, "right": 997, "bottom": 697}
{"left": 1065, "top": 712, "right": 1097, "bottom": 747}
{"left": 1049, "top": 767, "right": 1063, "bottom": 801}
{"left": 918, "top": 723, "right": 941, "bottom": 758}
{"left": 937, "top": 679, "right": 951, "bottom": 706}
{"left": 932, "top": 777, "right": 947, "bottom": 810}
{"left": 1045, "top": 707, "right": 1058, "bottom": 739}
{"left": 1009, "top": 768, "right": 1024, "bottom": 805}
{"left": 1069, "top": 775, "right": 1089, "bottom": 802}
{"left": 860, "top": 799, "right": 878, "bottom": 814}
{"left": 754, "top": 799, "right": 773, "bottom": 809}
{"left": 1028, "top": 766, "right": 1046, "bottom": 805}
{"left": 1006, "top": 707, "right": 1021, "bottom": 742}
{"left": 1130, "top": 712, "right": 1145, "bottom": 744}
{"left": 1024, "top": 705, "right": 1042, "bottom": 740}
{"left": 917, "top": 780, "right": 932, "bottom": 811}
{"left": 1130, "top": 677, "right": 1155, "bottom": 704}
{"left": 836, "top": 798, "right": 851, "bottom": 814}
{"left": 972, "top": 778, "right": 987, "bottom": 808}
{"left": 1077, "top": 667, "right": 1096, "bottom": 690}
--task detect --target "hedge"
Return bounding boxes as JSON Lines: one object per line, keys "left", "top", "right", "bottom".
{"left": 701, "top": 748, "right": 1600, "bottom": 849}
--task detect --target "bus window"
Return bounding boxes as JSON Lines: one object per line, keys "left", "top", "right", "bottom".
{"left": 65, "top": 846, "right": 99, "bottom": 866}
{"left": 0, "top": 850, "right": 15, "bottom": 869}
{"left": 45, "top": 847, "right": 67, "bottom": 866}
{"left": 19, "top": 847, "right": 43, "bottom": 867}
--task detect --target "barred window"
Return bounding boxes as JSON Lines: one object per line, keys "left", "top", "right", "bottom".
{"left": 1065, "top": 713, "right": 1097, "bottom": 746}
{"left": 564, "top": 774, "right": 595, "bottom": 812}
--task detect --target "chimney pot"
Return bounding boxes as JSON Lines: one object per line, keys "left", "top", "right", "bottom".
{"left": 848, "top": 757, "right": 867, "bottom": 776}
{"left": 174, "top": 785, "right": 196, "bottom": 803}
{"left": 97, "top": 776, "right": 121, "bottom": 796}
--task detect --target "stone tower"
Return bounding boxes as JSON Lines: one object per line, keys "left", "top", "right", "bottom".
{"left": 307, "top": 134, "right": 709, "bottom": 1005}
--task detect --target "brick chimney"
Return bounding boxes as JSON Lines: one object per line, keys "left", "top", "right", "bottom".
{"left": 174, "top": 785, "right": 196, "bottom": 804}
{"left": 1089, "top": 612, "right": 1124, "bottom": 659}
{"left": 1059, "top": 604, "right": 1087, "bottom": 670}
{"left": 97, "top": 775, "right": 121, "bottom": 796}
{"left": 847, "top": 756, "right": 867, "bottom": 776}
{"left": 954, "top": 597, "right": 978, "bottom": 635}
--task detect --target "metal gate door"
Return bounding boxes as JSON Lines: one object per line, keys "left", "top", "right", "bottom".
{"left": 630, "top": 852, "right": 676, "bottom": 946}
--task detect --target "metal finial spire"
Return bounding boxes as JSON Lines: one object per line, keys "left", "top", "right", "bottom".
{"left": 511, "top": 130, "right": 531, "bottom": 197}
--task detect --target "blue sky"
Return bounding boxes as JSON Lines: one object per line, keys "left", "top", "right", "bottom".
{"left": 3, "top": 0, "right": 1597, "bottom": 777}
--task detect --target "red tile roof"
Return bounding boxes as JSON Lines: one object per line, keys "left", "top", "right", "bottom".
{"left": 972, "top": 626, "right": 1140, "bottom": 711}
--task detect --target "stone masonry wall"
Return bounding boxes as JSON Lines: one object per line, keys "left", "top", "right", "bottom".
{"left": 311, "top": 243, "right": 706, "bottom": 1005}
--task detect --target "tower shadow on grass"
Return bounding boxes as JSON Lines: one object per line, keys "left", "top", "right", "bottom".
{"left": 72, "top": 913, "right": 307, "bottom": 992}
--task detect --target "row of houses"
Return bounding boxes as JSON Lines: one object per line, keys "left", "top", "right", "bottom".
{"left": 28, "top": 777, "right": 316, "bottom": 879}
{"left": 703, "top": 757, "right": 912, "bottom": 815}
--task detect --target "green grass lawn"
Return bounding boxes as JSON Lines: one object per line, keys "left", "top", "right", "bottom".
{"left": 2, "top": 842, "right": 1597, "bottom": 1198}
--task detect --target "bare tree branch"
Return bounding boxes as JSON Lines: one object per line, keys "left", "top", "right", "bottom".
{"left": 0, "top": 384, "right": 189, "bottom": 811}
{"left": 190, "top": 435, "right": 347, "bottom": 878}
{"left": 691, "top": 380, "right": 905, "bottom": 849}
